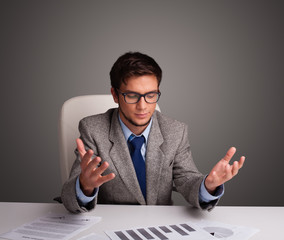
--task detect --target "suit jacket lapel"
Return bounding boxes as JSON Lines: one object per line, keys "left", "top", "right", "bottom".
{"left": 145, "top": 112, "right": 165, "bottom": 205}
{"left": 109, "top": 109, "right": 146, "bottom": 204}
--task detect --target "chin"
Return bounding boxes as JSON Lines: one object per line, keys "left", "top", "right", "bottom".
{"left": 132, "top": 118, "right": 151, "bottom": 127}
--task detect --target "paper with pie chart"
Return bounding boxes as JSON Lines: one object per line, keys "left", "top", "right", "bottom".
{"left": 197, "top": 220, "right": 259, "bottom": 239}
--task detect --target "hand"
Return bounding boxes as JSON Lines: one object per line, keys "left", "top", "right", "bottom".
{"left": 205, "top": 147, "right": 245, "bottom": 194}
{"left": 76, "top": 138, "right": 115, "bottom": 196}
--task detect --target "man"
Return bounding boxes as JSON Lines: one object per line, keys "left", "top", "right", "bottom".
{"left": 61, "top": 52, "right": 245, "bottom": 213}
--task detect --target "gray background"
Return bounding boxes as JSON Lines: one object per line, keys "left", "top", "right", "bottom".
{"left": 1, "top": 0, "right": 283, "bottom": 206}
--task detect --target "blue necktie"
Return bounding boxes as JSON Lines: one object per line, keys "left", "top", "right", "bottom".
{"left": 129, "top": 136, "right": 146, "bottom": 200}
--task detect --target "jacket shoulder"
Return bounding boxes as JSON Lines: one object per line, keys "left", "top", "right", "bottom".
{"left": 155, "top": 111, "right": 187, "bottom": 134}
{"left": 79, "top": 108, "right": 116, "bottom": 132}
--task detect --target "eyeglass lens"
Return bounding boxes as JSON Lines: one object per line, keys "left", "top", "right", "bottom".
{"left": 125, "top": 92, "right": 159, "bottom": 103}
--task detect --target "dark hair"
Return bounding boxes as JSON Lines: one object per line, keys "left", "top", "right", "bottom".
{"left": 110, "top": 52, "right": 162, "bottom": 90}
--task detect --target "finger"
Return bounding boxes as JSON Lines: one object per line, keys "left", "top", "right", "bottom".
{"left": 223, "top": 147, "right": 236, "bottom": 162}
{"left": 80, "top": 149, "right": 94, "bottom": 171}
{"left": 93, "top": 161, "right": 111, "bottom": 177}
{"left": 232, "top": 161, "right": 239, "bottom": 176}
{"left": 225, "top": 164, "right": 232, "bottom": 178}
{"left": 76, "top": 138, "right": 86, "bottom": 159}
{"left": 84, "top": 156, "right": 101, "bottom": 176}
{"left": 96, "top": 173, "right": 116, "bottom": 186}
{"left": 238, "top": 156, "right": 245, "bottom": 169}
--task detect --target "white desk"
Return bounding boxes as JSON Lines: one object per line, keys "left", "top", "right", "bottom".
{"left": 0, "top": 202, "right": 283, "bottom": 239}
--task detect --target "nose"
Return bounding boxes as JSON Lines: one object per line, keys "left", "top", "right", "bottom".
{"left": 136, "top": 96, "right": 147, "bottom": 109}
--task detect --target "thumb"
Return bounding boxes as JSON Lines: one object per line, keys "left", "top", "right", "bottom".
{"left": 76, "top": 138, "right": 86, "bottom": 159}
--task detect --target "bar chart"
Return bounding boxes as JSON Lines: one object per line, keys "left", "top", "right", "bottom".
{"left": 105, "top": 222, "right": 215, "bottom": 240}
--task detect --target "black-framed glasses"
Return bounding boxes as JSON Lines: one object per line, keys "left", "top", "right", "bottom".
{"left": 116, "top": 89, "right": 161, "bottom": 104}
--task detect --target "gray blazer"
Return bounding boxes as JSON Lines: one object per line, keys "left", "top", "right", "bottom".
{"left": 61, "top": 108, "right": 218, "bottom": 213}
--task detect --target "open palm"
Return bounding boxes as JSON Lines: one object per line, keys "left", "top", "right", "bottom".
{"left": 205, "top": 147, "right": 245, "bottom": 194}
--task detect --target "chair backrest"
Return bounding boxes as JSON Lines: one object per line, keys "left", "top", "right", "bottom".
{"left": 58, "top": 94, "right": 161, "bottom": 185}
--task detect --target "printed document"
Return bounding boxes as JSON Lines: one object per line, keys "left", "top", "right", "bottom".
{"left": 0, "top": 212, "right": 101, "bottom": 240}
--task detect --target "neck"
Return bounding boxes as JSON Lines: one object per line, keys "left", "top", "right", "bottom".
{"left": 118, "top": 110, "right": 150, "bottom": 135}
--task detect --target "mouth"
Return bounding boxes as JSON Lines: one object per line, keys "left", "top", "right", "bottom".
{"left": 135, "top": 113, "right": 149, "bottom": 119}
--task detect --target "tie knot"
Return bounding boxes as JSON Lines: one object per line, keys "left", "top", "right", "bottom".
{"left": 129, "top": 135, "right": 145, "bottom": 150}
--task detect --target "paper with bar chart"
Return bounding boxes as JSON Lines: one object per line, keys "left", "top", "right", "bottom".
{"left": 105, "top": 220, "right": 259, "bottom": 240}
{"left": 105, "top": 222, "right": 215, "bottom": 240}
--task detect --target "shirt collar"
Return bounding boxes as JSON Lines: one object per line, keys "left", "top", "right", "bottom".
{"left": 118, "top": 113, "right": 152, "bottom": 144}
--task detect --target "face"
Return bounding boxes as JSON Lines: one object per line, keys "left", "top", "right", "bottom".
{"left": 111, "top": 75, "right": 159, "bottom": 135}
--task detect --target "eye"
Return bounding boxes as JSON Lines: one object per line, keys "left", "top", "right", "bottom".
{"left": 126, "top": 93, "right": 139, "bottom": 99}
{"left": 146, "top": 93, "right": 157, "bottom": 99}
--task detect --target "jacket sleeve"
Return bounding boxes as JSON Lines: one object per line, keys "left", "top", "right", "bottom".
{"left": 173, "top": 124, "right": 219, "bottom": 211}
{"left": 61, "top": 119, "right": 98, "bottom": 213}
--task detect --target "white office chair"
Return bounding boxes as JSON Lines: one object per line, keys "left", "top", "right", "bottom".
{"left": 58, "top": 94, "right": 161, "bottom": 185}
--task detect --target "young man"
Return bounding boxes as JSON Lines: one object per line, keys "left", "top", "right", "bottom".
{"left": 61, "top": 52, "right": 245, "bottom": 213}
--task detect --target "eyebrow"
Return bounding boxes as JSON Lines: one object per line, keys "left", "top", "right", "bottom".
{"left": 122, "top": 90, "right": 159, "bottom": 94}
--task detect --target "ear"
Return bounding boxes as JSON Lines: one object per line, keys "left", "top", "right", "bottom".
{"left": 111, "top": 88, "right": 119, "bottom": 103}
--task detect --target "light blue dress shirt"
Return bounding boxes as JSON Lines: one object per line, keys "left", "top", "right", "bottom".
{"left": 76, "top": 114, "right": 224, "bottom": 205}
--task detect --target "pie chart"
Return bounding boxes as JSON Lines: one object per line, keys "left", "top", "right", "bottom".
{"left": 203, "top": 227, "right": 234, "bottom": 238}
